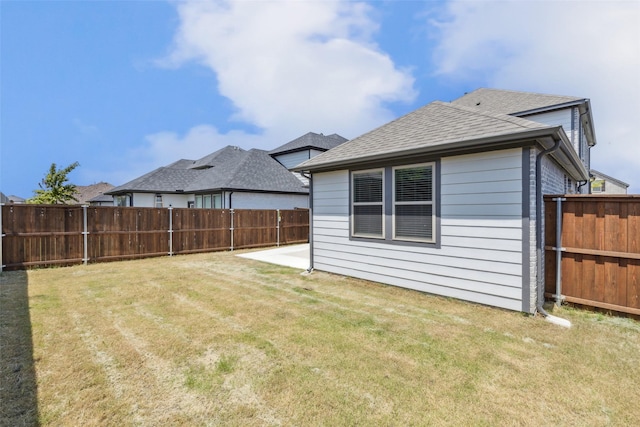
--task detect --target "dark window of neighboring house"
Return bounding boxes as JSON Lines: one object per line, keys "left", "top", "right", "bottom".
{"left": 155, "top": 194, "right": 163, "bottom": 208}
{"left": 352, "top": 169, "right": 384, "bottom": 238}
{"left": 393, "top": 163, "right": 435, "bottom": 243}
{"left": 114, "top": 194, "right": 130, "bottom": 207}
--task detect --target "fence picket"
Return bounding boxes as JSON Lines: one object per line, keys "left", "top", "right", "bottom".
{"left": 545, "top": 195, "right": 640, "bottom": 316}
{"left": 0, "top": 205, "right": 308, "bottom": 271}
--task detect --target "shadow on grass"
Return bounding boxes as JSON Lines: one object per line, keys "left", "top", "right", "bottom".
{"left": 1, "top": 270, "right": 39, "bottom": 426}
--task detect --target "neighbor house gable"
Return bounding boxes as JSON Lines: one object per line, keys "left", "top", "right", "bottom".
{"left": 269, "top": 132, "right": 348, "bottom": 185}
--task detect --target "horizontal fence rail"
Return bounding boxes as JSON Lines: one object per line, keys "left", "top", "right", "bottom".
{"left": 544, "top": 195, "right": 640, "bottom": 316}
{"left": 1, "top": 205, "right": 309, "bottom": 271}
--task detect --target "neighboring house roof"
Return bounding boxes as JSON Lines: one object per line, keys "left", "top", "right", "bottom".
{"left": 110, "top": 167, "right": 203, "bottom": 193}
{"left": 295, "top": 101, "right": 588, "bottom": 181}
{"left": 190, "top": 145, "right": 247, "bottom": 170}
{"left": 8, "top": 195, "right": 25, "bottom": 203}
{"left": 75, "top": 182, "right": 115, "bottom": 204}
{"left": 451, "top": 88, "right": 586, "bottom": 115}
{"left": 590, "top": 169, "right": 630, "bottom": 188}
{"left": 108, "top": 146, "right": 308, "bottom": 195}
{"left": 0, "top": 192, "right": 26, "bottom": 203}
{"left": 88, "top": 193, "right": 114, "bottom": 203}
{"left": 269, "top": 132, "right": 348, "bottom": 156}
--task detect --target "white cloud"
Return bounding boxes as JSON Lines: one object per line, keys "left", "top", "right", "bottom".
{"left": 161, "top": 0, "right": 415, "bottom": 139}
{"left": 429, "top": 0, "right": 640, "bottom": 192}
{"left": 109, "top": 0, "right": 416, "bottom": 188}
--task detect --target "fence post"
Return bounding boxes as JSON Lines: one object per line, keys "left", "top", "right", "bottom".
{"left": 230, "top": 209, "right": 234, "bottom": 251}
{"left": 168, "top": 207, "right": 174, "bottom": 256}
{"left": 277, "top": 209, "right": 280, "bottom": 247}
{"left": 82, "top": 205, "right": 89, "bottom": 265}
{"left": 552, "top": 197, "right": 566, "bottom": 307}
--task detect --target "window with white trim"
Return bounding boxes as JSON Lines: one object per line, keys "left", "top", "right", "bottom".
{"left": 352, "top": 169, "right": 384, "bottom": 238}
{"left": 194, "top": 193, "right": 222, "bottom": 209}
{"left": 155, "top": 194, "right": 163, "bottom": 208}
{"left": 393, "top": 164, "right": 434, "bottom": 242}
{"left": 114, "top": 194, "right": 131, "bottom": 207}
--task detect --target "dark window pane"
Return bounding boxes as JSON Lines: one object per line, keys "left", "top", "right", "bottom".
{"left": 354, "top": 171, "right": 383, "bottom": 203}
{"left": 395, "top": 205, "right": 432, "bottom": 240}
{"left": 354, "top": 205, "right": 383, "bottom": 236}
{"left": 395, "top": 166, "right": 432, "bottom": 202}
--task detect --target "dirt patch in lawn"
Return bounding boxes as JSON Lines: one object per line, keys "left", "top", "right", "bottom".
{"left": 2, "top": 249, "right": 640, "bottom": 426}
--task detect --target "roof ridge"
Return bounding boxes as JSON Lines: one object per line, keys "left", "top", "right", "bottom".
{"left": 465, "top": 87, "right": 585, "bottom": 101}
{"left": 222, "top": 149, "right": 254, "bottom": 185}
{"left": 436, "top": 101, "right": 552, "bottom": 130}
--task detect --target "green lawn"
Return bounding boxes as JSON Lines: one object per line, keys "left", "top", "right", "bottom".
{"left": 1, "top": 250, "right": 639, "bottom": 426}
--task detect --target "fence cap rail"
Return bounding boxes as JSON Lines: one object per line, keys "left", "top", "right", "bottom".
{"left": 544, "top": 194, "right": 640, "bottom": 201}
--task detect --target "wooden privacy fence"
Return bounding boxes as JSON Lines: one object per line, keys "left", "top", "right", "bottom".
{"left": 544, "top": 195, "right": 640, "bottom": 316}
{"left": 0, "top": 204, "right": 309, "bottom": 271}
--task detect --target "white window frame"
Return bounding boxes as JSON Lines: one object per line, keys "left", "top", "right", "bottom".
{"left": 195, "top": 193, "right": 222, "bottom": 209}
{"left": 351, "top": 168, "right": 385, "bottom": 239}
{"left": 155, "top": 194, "right": 163, "bottom": 208}
{"left": 392, "top": 163, "right": 435, "bottom": 243}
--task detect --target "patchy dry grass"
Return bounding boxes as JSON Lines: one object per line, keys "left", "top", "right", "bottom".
{"left": 1, "top": 249, "right": 640, "bottom": 426}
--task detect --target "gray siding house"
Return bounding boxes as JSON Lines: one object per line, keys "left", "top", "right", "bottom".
{"left": 108, "top": 132, "right": 347, "bottom": 210}
{"left": 295, "top": 89, "right": 596, "bottom": 314}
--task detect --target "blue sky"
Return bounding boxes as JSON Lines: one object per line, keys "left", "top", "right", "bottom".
{"left": 2, "top": 0, "right": 639, "bottom": 198}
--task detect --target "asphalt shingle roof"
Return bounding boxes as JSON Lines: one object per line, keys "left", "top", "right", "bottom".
{"left": 109, "top": 146, "right": 308, "bottom": 194}
{"left": 75, "top": 182, "right": 115, "bottom": 204}
{"left": 451, "top": 88, "right": 585, "bottom": 115}
{"left": 268, "top": 132, "right": 347, "bottom": 155}
{"left": 295, "top": 101, "right": 554, "bottom": 171}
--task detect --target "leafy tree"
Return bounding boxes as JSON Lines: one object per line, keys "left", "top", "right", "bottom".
{"left": 28, "top": 162, "right": 80, "bottom": 204}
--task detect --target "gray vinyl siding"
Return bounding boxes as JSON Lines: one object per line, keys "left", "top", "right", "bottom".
{"left": 274, "top": 151, "right": 312, "bottom": 169}
{"left": 526, "top": 109, "right": 573, "bottom": 140}
{"left": 523, "top": 107, "right": 590, "bottom": 192}
{"left": 312, "top": 148, "right": 525, "bottom": 311}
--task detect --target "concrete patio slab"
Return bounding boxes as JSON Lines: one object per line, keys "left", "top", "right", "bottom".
{"left": 236, "top": 244, "right": 310, "bottom": 270}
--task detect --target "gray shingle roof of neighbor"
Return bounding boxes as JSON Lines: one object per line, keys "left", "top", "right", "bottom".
{"left": 88, "top": 193, "right": 114, "bottom": 203}
{"left": 268, "top": 132, "right": 348, "bottom": 155}
{"left": 108, "top": 167, "right": 204, "bottom": 193}
{"left": 108, "top": 146, "right": 308, "bottom": 195}
{"left": 295, "top": 101, "right": 556, "bottom": 171}
{"left": 75, "top": 182, "right": 115, "bottom": 204}
{"left": 451, "top": 88, "right": 586, "bottom": 115}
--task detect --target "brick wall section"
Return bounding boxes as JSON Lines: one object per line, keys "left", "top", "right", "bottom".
{"left": 527, "top": 151, "right": 568, "bottom": 312}
{"left": 527, "top": 149, "right": 538, "bottom": 313}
